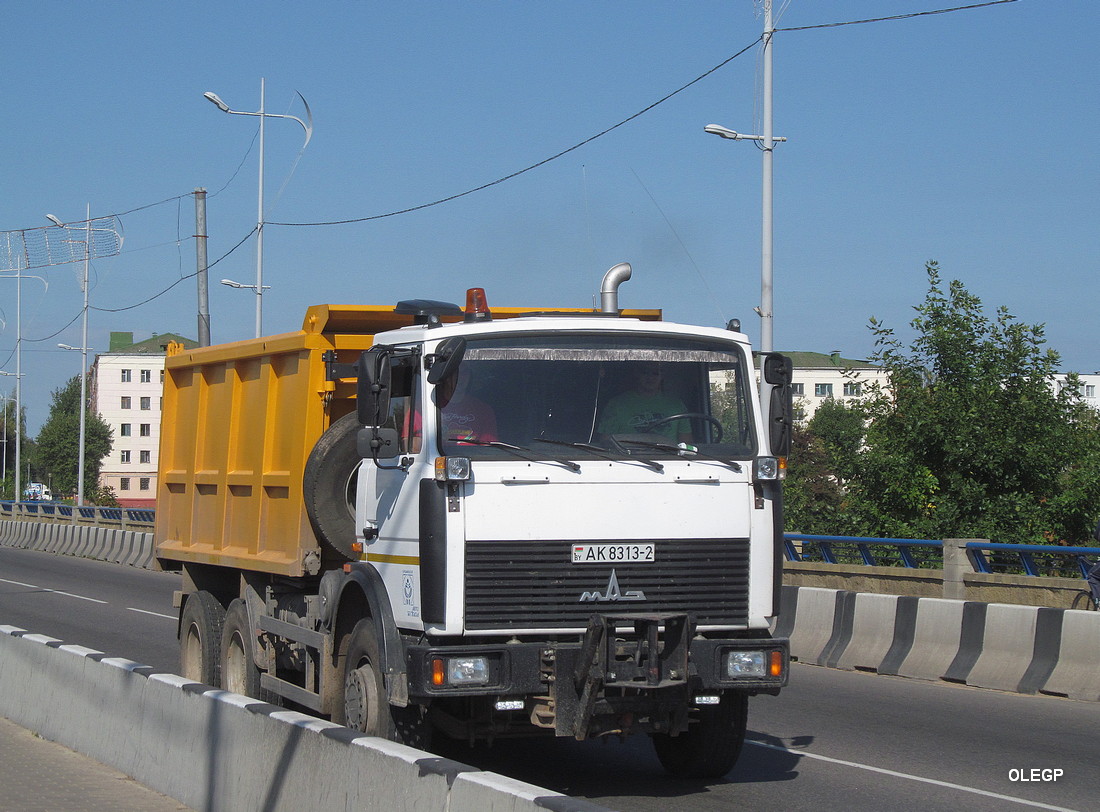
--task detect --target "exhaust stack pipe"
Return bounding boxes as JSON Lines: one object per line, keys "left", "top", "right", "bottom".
{"left": 599, "top": 262, "right": 632, "bottom": 314}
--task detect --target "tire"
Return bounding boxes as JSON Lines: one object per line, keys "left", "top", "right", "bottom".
{"left": 179, "top": 591, "right": 225, "bottom": 686}
{"left": 340, "top": 619, "right": 430, "bottom": 748}
{"left": 651, "top": 693, "right": 748, "bottom": 779}
{"left": 304, "top": 411, "right": 361, "bottom": 560}
{"left": 220, "top": 598, "right": 275, "bottom": 702}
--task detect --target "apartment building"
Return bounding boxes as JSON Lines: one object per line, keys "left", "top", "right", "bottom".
{"left": 779, "top": 352, "right": 891, "bottom": 423}
{"left": 92, "top": 331, "right": 197, "bottom": 508}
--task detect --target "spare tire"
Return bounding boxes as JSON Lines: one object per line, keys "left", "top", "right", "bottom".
{"left": 304, "top": 411, "right": 361, "bottom": 560}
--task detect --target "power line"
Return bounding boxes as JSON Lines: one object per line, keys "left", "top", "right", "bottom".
{"left": 774, "top": 0, "right": 1018, "bottom": 32}
{"left": 267, "top": 37, "right": 765, "bottom": 228}
{"left": 91, "top": 226, "right": 256, "bottom": 313}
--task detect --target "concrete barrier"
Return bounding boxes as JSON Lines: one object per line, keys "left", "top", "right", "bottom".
{"left": 963, "top": 603, "right": 1044, "bottom": 693}
{"left": 782, "top": 586, "right": 852, "bottom": 665}
{"left": 0, "top": 625, "right": 606, "bottom": 812}
{"left": 832, "top": 593, "right": 909, "bottom": 672}
{"left": 1041, "top": 609, "right": 1100, "bottom": 701}
{"left": 887, "top": 597, "right": 966, "bottom": 681}
{"left": 778, "top": 585, "right": 1100, "bottom": 701}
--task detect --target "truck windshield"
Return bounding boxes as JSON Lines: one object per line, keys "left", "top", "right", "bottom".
{"left": 435, "top": 333, "right": 757, "bottom": 460}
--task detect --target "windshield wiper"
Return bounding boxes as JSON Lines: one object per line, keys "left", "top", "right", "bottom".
{"left": 535, "top": 438, "right": 664, "bottom": 473}
{"left": 613, "top": 439, "right": 743, "bottom": 472}
{"left": 448, "top": 438, "right": 581, "bottom": 472}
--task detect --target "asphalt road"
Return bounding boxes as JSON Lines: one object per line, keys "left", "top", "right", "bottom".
{"left": 1, "top": 546, "right": 1095, "bottom": 812}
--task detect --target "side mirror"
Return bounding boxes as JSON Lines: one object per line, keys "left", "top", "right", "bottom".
{"left": 357, "top": 426, "right": 400, "bottom": 460}
{"left": 769, "top": 386, "right": 792, "bottom": 458}
{"left": 357, "top": 347, "right": 392, "bottom": 426}
{"left": 427, "top": 337, "right": 467, "bottom": 385}
{"left": 763, "top": 353, "right": 792, "bottom": 385}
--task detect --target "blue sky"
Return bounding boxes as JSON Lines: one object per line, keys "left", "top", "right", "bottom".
{"left": 1, "top": 1, "right": 1096, "bottom": 434}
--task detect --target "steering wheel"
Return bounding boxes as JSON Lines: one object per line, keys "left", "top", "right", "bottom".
{"left": 644, "top": 413, "right": 723, "bottom": 442}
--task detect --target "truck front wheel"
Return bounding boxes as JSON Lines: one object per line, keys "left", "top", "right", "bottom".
{"left": 180, "top": 591, "right": 225, "bottom": 686}
{"left": 651, "top": 693, "right": 748, "bottom": 779}
{"left": 341, "top": 619, "right": 430, "bottom": 748}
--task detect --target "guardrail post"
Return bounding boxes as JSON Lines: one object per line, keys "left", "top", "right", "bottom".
{"left": 943, "top": 538, "right": 984, "bottom": 600}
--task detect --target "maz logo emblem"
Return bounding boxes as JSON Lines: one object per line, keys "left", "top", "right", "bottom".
{"left": 579, "top": 569, "right": 647, "bottom": 603}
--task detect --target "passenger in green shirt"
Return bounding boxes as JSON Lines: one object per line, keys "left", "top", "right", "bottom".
{"left": 598, "top": 363, "right": 691, "bottom": 442}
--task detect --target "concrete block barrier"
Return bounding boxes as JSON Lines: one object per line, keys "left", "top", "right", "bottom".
{"left": 887, "top": 597, "right": 966, "bottom": 681}
{"left": 963, "top": 603, "right": 1043, "bottom": 693}
{"left": 1041, "top": 609, "right": 1100, "bottom": 701}
{"left": 128, "top": 532, "right": 156, "bottom": 568}
{"left": 784, "top": 587, "right": 852, "bottom": 665}
{"left": 44, "top": 522, "right": 64, "bottom": 553}
{"left": 0, "top": 626, "right": 605, "bottom": 812}
{"left": 832, "top": 592, "right": 909, "bottom": 672}
{"left": 0, "top": 520, "right": 158, "bottom": 570}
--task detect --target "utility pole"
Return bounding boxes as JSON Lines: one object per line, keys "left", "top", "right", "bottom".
{"left": 705, "top": 1, "right": 783, "bottom": 353}
{"left": 760, "top": 0, "right": 775, "bottom": 353}
{"left": 195, "top": 188, "right": 210, "bottom": 346}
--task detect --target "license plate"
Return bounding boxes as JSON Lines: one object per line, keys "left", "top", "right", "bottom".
{"left": 571, "top": 543, "right": 655, "bottom": 564}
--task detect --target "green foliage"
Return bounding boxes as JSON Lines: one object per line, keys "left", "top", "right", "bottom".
{"left": 807, "top": 398, "right": 866, "bottom": 485}
{"left": 86, "top": 483, "right": 120, "bottom": 508}
{"left": 34, "top": 376, "right": 113, "bottom": 498}
{"left": 783, "top": 424, "right": 846, "bottom": 534}
{"left": 787, "top": 262, "right": 1100, "bottom": 545}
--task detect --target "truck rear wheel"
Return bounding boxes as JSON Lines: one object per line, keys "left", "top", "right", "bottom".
{"left": 651, "top": 693, "right": 748, "bottom": 779}
{"left": 341, "top": 619, "right": 430, "bottom": 748}
{"left": 180, "top": 591, "right": 224, "bottom": 686}
{"left": 304, "top": 411, "right": 360, "bottom": 560}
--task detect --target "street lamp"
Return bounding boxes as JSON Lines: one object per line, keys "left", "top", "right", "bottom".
{"left": 704, "top": 1, "right": 785, "bottom": 353}
{"left": 0, "top": 393, "right": 13, "bottom": 500}
{"left": 220, "top": 278, "right": 271, "bottom": 292}
{"left": 0, "top": 370, "right": 24, "bottom": 503}
{"left": 58, "top": 343, "right": 92, "bottom": 506}
{"left": 48, "top": 207, "right": 93, "bottom": 506}
{"left": 204, "top": 79, "right": 313, "bottom": 337}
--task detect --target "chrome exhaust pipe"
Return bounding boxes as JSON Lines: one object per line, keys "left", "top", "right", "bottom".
{"left": 599, "top": 262, "right": 632, "bottom": 314}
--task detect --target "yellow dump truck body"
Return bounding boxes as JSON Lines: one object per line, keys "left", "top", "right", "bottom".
{"left": 155, "top": 302, "right": 661, "bottom": 576}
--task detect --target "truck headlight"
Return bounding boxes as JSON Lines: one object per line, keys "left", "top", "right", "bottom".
{"left": 434, "top": 456, "right": 471, "bottom": 481}
{"left": 432, "top": 655, "right": 489, "bottom": 686}
{"left": 724, "top": 650, "right": 766, "bottom": 678}
{"left": 753, "top": 456, "right": 780, "bottom": 481}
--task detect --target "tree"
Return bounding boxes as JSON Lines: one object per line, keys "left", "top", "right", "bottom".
{"left": 807, "top": 398, "right": 866, "bottom": 486}
{"left": 35, "top": 376, "right": 113, "bottom": 500}
{"left": 784, "top": 423, "right": 846, "bottom": 534}
{"left": 839, "top": 262, "right": 1100, "bottom": 544}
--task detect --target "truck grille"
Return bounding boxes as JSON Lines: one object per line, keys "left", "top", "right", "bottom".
{"left": 464, "top": 538, "right": 750, "bottom": 631}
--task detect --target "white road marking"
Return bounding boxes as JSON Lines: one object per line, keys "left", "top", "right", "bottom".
{"left": 0, "top": 577, "right": 107, "bottom": 604}
{"left": 746, "top": 740, "right": 1079, "bottom": 812}
{"left": 127, "top": 607, "right": 176, "bottom": 620}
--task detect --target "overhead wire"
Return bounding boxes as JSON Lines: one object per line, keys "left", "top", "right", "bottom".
{"left": 3, "top": 0, "right": 1020, "bottom": 324}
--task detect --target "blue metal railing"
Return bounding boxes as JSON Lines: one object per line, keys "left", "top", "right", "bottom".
{"left": 4, "top": 503, "right": 1099, "bottom": 578}
{"left": 0, "top": 500, "right": 156, "bottom": 528}
{"left": 784, "top": 533, "right": 1100, "bottom": 578}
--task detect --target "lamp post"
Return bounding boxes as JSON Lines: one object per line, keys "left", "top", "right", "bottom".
{"left": 0, "top": 371, "right": 23, "bottom": 503}
{"left": 58, "top": 344, "right": 92, "bottom": 505}
{"left": 0, "top": 393, "right": 13, "bottom": 500}
{"left": 204, "top": 79, "right": 312, "bottom": 337}
{"left": 705, "top": 1, "right": 785, "bottom": 352}
{"left": 48, "top": 206, "right": 93, "bottom": 506}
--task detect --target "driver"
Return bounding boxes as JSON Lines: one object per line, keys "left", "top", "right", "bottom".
{"left": 597, "top": 363, "right": 691, "bottom": 443}
{"left": 437, "top": 365, "right": 498, "bottom": 444}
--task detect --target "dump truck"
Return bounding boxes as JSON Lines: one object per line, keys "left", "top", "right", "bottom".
{"left": 156, "top": 265, "right": 791, "bottom": 777}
